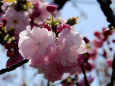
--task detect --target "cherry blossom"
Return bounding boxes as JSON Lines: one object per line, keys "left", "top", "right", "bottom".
{"left": 3, "top": 7, "right": 29, "bottom": 38}
{"left": 18, "top": 25, "right": 86, "bottom": 82}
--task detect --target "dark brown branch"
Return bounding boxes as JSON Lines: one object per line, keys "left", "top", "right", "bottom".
{"left": 110, "top": 54, "right": 115, "bottom": 86}
{"left": 0, "top": 59, "right": 29, "bottom": 75}
{"left": 81, "top": 65, "right": 89, "bottom": 86}
{"left": 0, "top": 0, "right": 3, "bottom": 13}
{"left": 53, "top": 0, "right": 69, "bottom": 10}
{"left": 97, "top": 0, "right": 115, "bottom": 28}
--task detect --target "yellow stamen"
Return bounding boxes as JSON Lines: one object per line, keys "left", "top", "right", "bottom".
{"left": 4, "top": 0, "right": 15, "bottom": 3}
{"left": 26, "top": 2, "right": 33, "bottom": 8}
{"left": 86, "top": 44, "right": 90, "bottom": 50}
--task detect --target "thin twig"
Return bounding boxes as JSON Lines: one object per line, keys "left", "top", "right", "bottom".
{"left": 97, "top": 0, "right": 115, "bottom": 28}
{"left": 110, "top": 54, "right": 115, "bottom": 86}
{"left": 0, "top": 0, "right": 3, "bottom": 13}
{"left": 0, "top": 59, "right": 29, "bottom": 75}
{"left": 81, "top": 65, "right": 89, "bottom": 86}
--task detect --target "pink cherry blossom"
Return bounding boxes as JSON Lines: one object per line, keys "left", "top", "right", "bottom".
{"left": 56, "top": 17, "right": 74, "bottom": 32}
{"left": 57, "top": 29, "right": 87, "bottom": 66}
{"left": 30, "top": 0, "right": 50, "bottom": 26}
{"left": 89, "top": 49, "right": 97, "bottom": 60}
{"left": 3, "top": 7, "right": 29, "bottom": 38}
{"left": 57, "top": 24, "right": 72, "bottom": 32}
{"left": 56, "top": 17, "right": 66, "bottom": 24}
{"left": 18, "top": 26, "right": 55, "bottom": 59}
{"left": 92, "top": 38, "right": 103, "bottom": 48}
{"left": 18, "top": 26, "right": 86, "bottom": 82}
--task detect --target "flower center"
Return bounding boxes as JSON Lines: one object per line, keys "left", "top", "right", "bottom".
{"left": 13, "top": 19, "right": 18, "bottom": 24}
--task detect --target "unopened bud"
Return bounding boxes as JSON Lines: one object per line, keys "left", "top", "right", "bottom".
{"left": 66, "top": 17, "right": 79, "bottom": 26}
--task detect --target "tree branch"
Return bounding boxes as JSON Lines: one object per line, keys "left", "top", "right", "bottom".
{"left": 53, "top": 0, "right": 69, "bottom": 10}
{"left": 110, "top": 54, "right": 115, "bottom": 86}
{"left": 97, "top": 0, "right": 115, "bottom": 27}
{"left": 81, "top": 65, "right": 89, "bottom": 86}
{"left": 0, "top": 59, "right": 29, "bottom": 75}
{"left": 97, "top": 0, "right": 115, "bottom": 28}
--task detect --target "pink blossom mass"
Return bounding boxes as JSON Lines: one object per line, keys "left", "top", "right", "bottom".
{"left": 30, "top": 0, "right": 50, "bottom": 26}
{"left": 3, "top": 7, "right": 29, "bottom": 38}
{"left": 18, "top": 25, "right": 86, "bottom": 82}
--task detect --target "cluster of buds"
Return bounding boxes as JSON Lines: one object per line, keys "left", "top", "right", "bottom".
{"left": 42, "top": 5, "right": 79, "bottom": 37}
{"left": 93, "top": 27, "right": 114, "bottom": 49}
{"left": 5, "top": 42, "right": 23, "bottom": 67}
{"left": 83, "top": 26, "right": 114, "bottom": 60}
{"left": 93, "top": 26, "right": 114, "bottom": 57}
{"left": 42, "top": 5, "right": 79, "bottom": 33}
{"left": 0, "top": 18, "right": 15, "bottom": 45}
{"left": 83, "top": 37, "right": 97, "bottom": 60}
{"left": 78, "top": 53, "right": 93, "bottom": 72}
{"left": 0, "top": 18, "right": 23, "bottom": 67}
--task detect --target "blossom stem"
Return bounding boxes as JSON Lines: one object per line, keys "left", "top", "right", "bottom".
{"left": 51, "top": 15, "right": 57, "bottom": 34}
{"left": 110, "top": 54, "right": 115, "bottom": 86}
{"left": 51, "top": 15, "right": 54, "bottom": 27}
{"left": 81, "top": 65, "right": 89, "bottom": 86}
{"left": 0, "top": 59, "right": 29, "bottom": 75}
{"left": 47, "top": 81, "right": 50, "bottom": 86}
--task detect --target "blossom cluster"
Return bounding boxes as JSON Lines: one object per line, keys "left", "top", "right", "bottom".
{"left": 84, "top": 26, "right": 115, "bottom": 86}
{"left": 2, "top": 0, "right": 50, "bottom": 38}
{"left": 18, "top": 6, "right": 87, "bottom": 81}
{"left": 0, "top": 0, "right": 89, "bottom": 82}
{"left": 0, "top": 18, "right": 23, "bottom": 67}
{"left": 0, "top": 0, "right": 115, "bottom": 85}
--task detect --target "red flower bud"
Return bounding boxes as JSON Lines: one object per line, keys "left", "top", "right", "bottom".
{"left": 83, "top": 37, "right": 89, "bottom": 43}
{"left": 2, "top": 18, "right": 8, "bottom": 24}
{"left": 5, "top": 43, "right": 14, "bottom": 49}
{"left": 6, "top": 55, "right": 23, "bottom": 67}
{"left": 46, "top": 5, "right": 57, "bottom": 13}
{"left": 94, "top": 31, "right": 101, "bottom": 39}
{"left": 7, "top": 49, "right": 15, "bottom": 57}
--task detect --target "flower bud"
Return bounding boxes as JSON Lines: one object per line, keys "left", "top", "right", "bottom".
{"left": 66, "top": 17, "right": 78, "bottom": 26}
{"left": 83, "top": 37, "right": 89, "bottom": 43}
{"left": 2, "top": 18, "right": 7, "bottom": 24}
{"left": 46, "top": 5, "right": 57, "bottom": 13}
